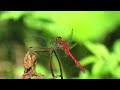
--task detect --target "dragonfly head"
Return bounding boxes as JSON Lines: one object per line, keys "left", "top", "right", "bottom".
{"left": 56, "top": 36, "right": 62, "bottom": 41}
{"left": 56, "top": 37, "right": 69, "bottom": 51}
{"left": 56, "top": 36, "right": 63, "bottom": 47}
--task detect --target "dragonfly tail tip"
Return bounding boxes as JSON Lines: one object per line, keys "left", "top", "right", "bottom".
{"left": 82, "top": 69, "right": 85, "bottom": 73}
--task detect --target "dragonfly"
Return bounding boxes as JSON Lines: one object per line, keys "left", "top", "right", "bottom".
{"left": 26, "top": 29, "right": 85, "bottom": 79}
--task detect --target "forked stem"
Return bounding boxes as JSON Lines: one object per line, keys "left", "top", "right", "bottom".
{"left": 32, "top": 48, "right": 63, "bottom": 79}
{"left": 53, "top": 50, "right": 63, "bottom": 79}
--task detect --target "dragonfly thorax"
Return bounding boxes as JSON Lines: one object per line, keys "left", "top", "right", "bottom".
{"left": 50, "top": 41, "right": 59, "bottom": 49}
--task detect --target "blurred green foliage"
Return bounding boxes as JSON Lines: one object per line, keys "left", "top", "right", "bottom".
{"left": 0, "top": 11, "right": 120, "bottom": 79}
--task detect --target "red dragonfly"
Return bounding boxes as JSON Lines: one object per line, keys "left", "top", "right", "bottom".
{"left": 55, "top": 36, "right": 85, "bottom": 73}
{"left": 26, "top": 29, "right": 85, "bottom": 79}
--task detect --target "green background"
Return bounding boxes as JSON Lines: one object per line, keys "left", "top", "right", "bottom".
{"left": 0, "top": 11, "right": 120, "bottom": 79}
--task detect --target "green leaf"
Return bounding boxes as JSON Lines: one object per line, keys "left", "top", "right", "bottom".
{"left": 80, "top": 56, "right": 97, "bottom": 66}
{"left": 91, "top": 59, "right": 105, "bottom": 77}
{"left": 111, "top": 67, "right": 120, "bottom": 78}
{"left": 84, "top": 41, "right": 110, "bottom": 59}
{"left": 113, "top": 39, "right": 120, "bottom": 56}
{"left": 107, "top": 53, "right": 119, "bottom": 72}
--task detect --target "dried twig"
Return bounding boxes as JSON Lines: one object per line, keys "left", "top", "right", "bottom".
{"left": 22, "top": 51, "right": 61, "bottom": 79}
{"left": 22, "top": 51, "right": 44, "bottom": 79}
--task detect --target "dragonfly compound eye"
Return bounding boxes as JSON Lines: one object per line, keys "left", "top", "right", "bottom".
{"left": 57, "top": 37, "right": 61, "bottom": 39}
{"left": 56, "top": 37, "right": 62, "bottom": 41}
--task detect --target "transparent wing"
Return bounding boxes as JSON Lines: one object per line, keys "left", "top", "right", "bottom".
{"left": 25, "top": 31, "right": 51, "bottom": 58}
{"left": 25, "top": 32, "right": 67, "bottom": 58}
{"left": 26, "top": 33, "right": 49, "bottom": 48}
{"left": 66, "top": 29, "right": 77, "bottom": 50}
{"left": 66, "top": 29, "right": 73, "bottom": 46}
{"left": 69, "top": 43, "right": 77, "bottom": 50}
{"left": 58, "top": 43, "right": 77, "bottom": 58}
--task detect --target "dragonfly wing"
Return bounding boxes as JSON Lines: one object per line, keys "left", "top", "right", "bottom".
{"left": 69, "top": 43, "right": 77, "bottom": 50}
{"left": 26, "top": 33, "right": 48, "bottom": 47}
{"left": 25, "top": 31, "right": 51, "bottom": 52}
{"left": 66, "top": 29, "right": 73, "bottom": 46}
{"left": 25, "top": 33, "right": 51, "bottom": 58}
{"left": 58, "top": 43, "right": 77, "bottom": 58}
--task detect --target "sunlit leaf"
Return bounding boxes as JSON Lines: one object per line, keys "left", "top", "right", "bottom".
{"left": 111, "top": 67, "right": 120, "bottom": 78}
{"left": 113, "top": 39, "right": 120, "bottom": 56}
{"left": 91, "top": 59, "right": 104, "bottom": 77}
{"left": 80, "top": 56, "right": 97, "bottom": 66}
{"left": 107, "top": 53, "right": 119, "bottom": 72}
{"left": 84, "top": 41, "right": 110, "bottom": 59}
